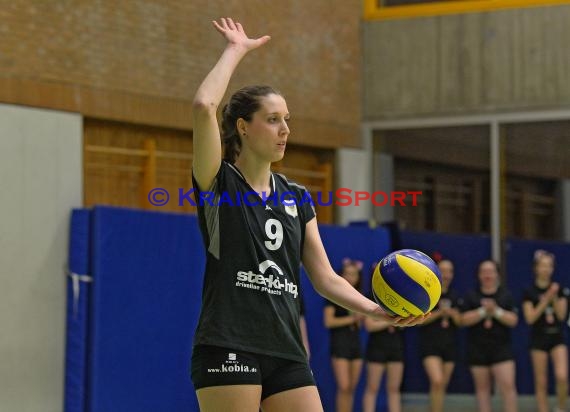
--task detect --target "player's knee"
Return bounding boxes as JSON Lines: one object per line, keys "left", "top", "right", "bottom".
{"left": 336, "top": 379, "right": 352, "bottom": 393}
{"left": 475, "top": 381, "right": 492, "bottom": 393}
{"left": 430, "top": 376, "right": 445, "bottom": 391}
{"left": 386, "top": 382, "right": 401, "bottom": 394}
{"left": 555, "top": 371, "right": 568, "bottom": 383}
{"left": 365, "top": 381, "right": 380, "bottom": 393}
{"left": 349, "top": 380, "right": 360, "bottom": 392}
{"left": 534, "top": 375, "right": 548, "bottom": 391}
{"left": 499, "top": 381, "right": 517, "bottom": 396}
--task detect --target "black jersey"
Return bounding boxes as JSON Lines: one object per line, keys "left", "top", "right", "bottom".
{"left": 419, "top": 289, "right": 461, "bottom": 344}
{"left": 461, "top": 287, "right": 516, "bottom": 347}
{"left": 367, "top": 325, "right": 403, "bottom": 347}
{"left": 324, "top": 299, "right": 360, "bottom": 340}
{"left": 366, "top": 288, "right": 403, "bottom": 358}
{"left": 522, "top": 284, "right": 568, "bottom": 338}
{"left": 192, "top": 161, "right": 316, "bottom": 363}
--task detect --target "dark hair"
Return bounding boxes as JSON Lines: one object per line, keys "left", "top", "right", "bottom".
{"left": 477, "top": 259, "right": 500, "bottom": 274}
{"left": 221, "top": 85, "right": 282, "bottom": 164}
{"left": 476, "top": 259, "right": 501, "bottom": 288}
{"left": 533, "top": 249, "right": 555, "bottom": 269}
{"left": 338, "top": 259, "right": 362, "bottom": 292}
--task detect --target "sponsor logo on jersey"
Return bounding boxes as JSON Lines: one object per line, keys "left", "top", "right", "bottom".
{"left": 235, "top": 259, "right": 298, "bottom": 298}
{"left": 284, "top": 204, "right": 298, "bottom": 218}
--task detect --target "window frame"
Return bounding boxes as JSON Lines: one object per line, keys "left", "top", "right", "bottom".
{"left": 364, "top": 0, "right": 570, "bottom": 21}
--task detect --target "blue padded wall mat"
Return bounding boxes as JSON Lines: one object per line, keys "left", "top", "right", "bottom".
{"left": 64, "top": 209, "right": 92, "bottom": 412}
{"left": 87, "top": 206, "right": 203, "bottom": 412}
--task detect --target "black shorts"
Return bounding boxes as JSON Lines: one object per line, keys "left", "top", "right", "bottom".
{"left": 420, "top": 339, "right": 456, "bottom": 362}
{"left": 330, "top": 335, "right": 362, "bottom": 360}
{"left": 467, "top": 343, "right": 513, "bottom": 367}
{"left": 190, "top": 345, "right": 316, "bottom": 400}
{"left": 366, "top": 334, "right": 404, "bottom": 364}
{"left": 530, "top": 333, "right": 566, "bottom": 352}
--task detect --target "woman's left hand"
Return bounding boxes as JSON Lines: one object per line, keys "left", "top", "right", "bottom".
{"left": 369, "top": 305, "right": 430, "bottom": 327}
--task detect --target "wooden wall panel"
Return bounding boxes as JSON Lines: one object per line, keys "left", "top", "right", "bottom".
{"left": 84, "top": 119, "right": 335, "bottom": 223}
{"left": 84, "top": 119, "right": 195, "bottom": 213}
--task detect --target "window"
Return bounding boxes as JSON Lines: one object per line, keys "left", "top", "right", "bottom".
{"left": 374, "top": 124, "right": 564, "bottom": 240}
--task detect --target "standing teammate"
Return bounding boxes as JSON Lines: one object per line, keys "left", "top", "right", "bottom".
{"left": 522, "top": 250, "right": 568, "bottom": 412}
{"left": 190, "top": 17, "right": 426, "bottom": 411}
{"left": 362, "top": 311, "right": 405, "bottom": 412}
{"left": 323, "top": 258, "right": 364, "bottom": 412}
{"left": 418, "top": 258, "right": 461, "bottom": 412}
{"left": 460, "top": 260, "right": 519, "bottom": 412}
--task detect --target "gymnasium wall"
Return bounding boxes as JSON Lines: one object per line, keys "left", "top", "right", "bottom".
{"left": 0, "top": 104, "right": 82, "bottom": 412}
{"left": 363, "top": 4, "right": 570, "bottom": 119}
{"left": 66, "top": 207, "right": 570, "bottom": 412}
{"left": 0, "top": 0, "right": 362, "bottom": 148}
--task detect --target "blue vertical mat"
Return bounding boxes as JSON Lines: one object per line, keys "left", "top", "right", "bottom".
{"left": 64, "top": 209, "right": 92, "bottom": 412}
{"left": 87, "top": 206, "right": 203, "bottom": 412}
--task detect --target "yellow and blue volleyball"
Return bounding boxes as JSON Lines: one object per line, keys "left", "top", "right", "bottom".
{"left": 372, "top": 249, "right": 442, "bottom": 317}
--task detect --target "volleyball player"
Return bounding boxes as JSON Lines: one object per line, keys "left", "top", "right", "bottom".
{"left": 190, "top": 17, "right": 426, "bottom": 411}
{"left": 323, "top": 258, "right": 364, "bottom": 412}
{"left": 418, "top": 258, "right": 461, "bottom": 412}
{"left": 460, "top": 260, "right": 519, "bottom": 412}
{"left": 362, "top": 311, "right": 405, "bottom": 412}
{"left": 522, "top": 250, "right": 568, "bottom": 412}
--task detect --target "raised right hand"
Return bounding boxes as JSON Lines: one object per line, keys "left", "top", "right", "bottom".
{"left": 212, "top": 17, "right": 271, "bottom": 52}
